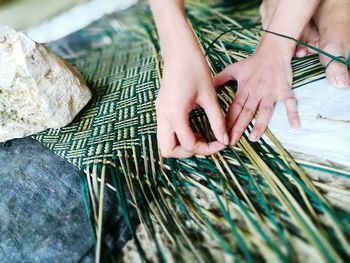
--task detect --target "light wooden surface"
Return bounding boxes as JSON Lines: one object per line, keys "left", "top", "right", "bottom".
{"left": 0, "top": 0, "right": 87, "bottom": 30}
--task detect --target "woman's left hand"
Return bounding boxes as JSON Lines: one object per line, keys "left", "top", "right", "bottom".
{"left": 214, "top": 42, "right": 300, "bottom": 145}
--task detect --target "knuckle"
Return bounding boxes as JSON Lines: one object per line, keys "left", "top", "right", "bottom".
{"left": 234, "top": 123, "right": 246, "bottom": 132}
{"left": 252, "top": 95, "right": 261, "bottom": 103}
{"left": 232, "top": 100, "right": 245, "bottom": 109}
{"left": 261, "top": 105, "right": 273, "bottom": 112}
{"left": 183, "top": 141, "right": 196, "bottom": 152}
{"left": 278, "top": 95, "right": 293, "bottom": 103}
{"left": 271, "top": 94, "right": 278, "bottom": 101}
{"left": 287, "top": 108, "right": 299, "bottom": 115}
{"left": 257, "top": 80, "right": 268, "bottom": 89}
{"left": 284, "top": 97, "right": 296, "bottom": 105}
{"left": 283, "top": 92, "right": 296, "bottom": 100}
{"left": 243, "top": 106, "right": 255, "bottom": 116}
{"left": 253, "top": 125, "right": 265, "bottom": 134}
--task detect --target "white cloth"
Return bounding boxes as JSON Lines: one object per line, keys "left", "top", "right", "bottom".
{"left": 27, "top": 0, "right": 137, "bottom": 43}
{"left": 265, "top": 78, "right": 350, "bottom": 166}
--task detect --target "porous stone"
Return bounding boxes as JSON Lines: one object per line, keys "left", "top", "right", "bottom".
{"left": 0, "top": 26, "right": 91, "bottom": 142}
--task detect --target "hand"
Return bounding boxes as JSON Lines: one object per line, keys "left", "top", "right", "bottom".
{"left": 214, "top": 43, "right": 300, "bottom": 145}
{"left": 156, "top": 51, "right": 228, "bottom": 158}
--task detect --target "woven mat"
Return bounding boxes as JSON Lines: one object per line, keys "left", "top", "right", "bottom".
{"left": 33, "top": 1, "right": 350, "bottom": 262}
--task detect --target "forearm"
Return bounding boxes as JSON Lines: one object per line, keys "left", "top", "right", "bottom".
{"left": 259, "top": 0, "right": 321, "bottom": 57}
{"left": 148, "top": 0, "right": 201, "bottom": 62}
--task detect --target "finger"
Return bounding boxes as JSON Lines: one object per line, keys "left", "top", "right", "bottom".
{"left": 157, "top": 117, "right": 182, "bottom": 157}
{"left": 318, "top": 44, "right": 349, "bottom": 89}
{"left": 213, "top": 64, "right": 238, "bottom": 88}
{"left": 162, "top": 145, "right": 194, "bottom": 158}
{"left": 173, "top": 115, "right": 198, "bottom": 152}
{"left": 305, "top": 23, "right": 320, "bottom": 54}
{"left": 193, "top": 141, "right": 226, "bottom": 156}
{"left": 158, "top": 127, "right": 222, "bottom": 158}
{"left": 324, "top": 56, "right": 349, "bottom": 89}
{"left": 175, "top": 116, "right": 226, "bottom": 155}
{"left": 166, "top": 140, "right": 225, "bottom": 158}
{"left": 199, "top": 91, "right": 229, "bottom": 145}
{"left": 230, "top": 95, "right": 260, "bottom": 145}
{"left": 226, "top": 89, "right": 249, "bottom": 132}
{"left": 157, "top": 117, "right": 195, "bottom": 158}
{"left": 295, "top": 44, "right": 308, "bottom": 58}
{"left": 307, "top": 41, "right": 319, "bottom": 54}
{"left": 284, "top": 94, "right": 300, "bottom": 128}
{"left": 248, "top": 98, "right": 275, "bottom": 142}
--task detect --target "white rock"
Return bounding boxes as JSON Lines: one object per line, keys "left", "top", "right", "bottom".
{"left": 0, "top": 26, "right": 92, "bottom": 142}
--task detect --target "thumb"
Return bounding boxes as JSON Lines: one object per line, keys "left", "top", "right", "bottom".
{"left": 200, "top": 91, "right": 229, "bottom": 145}
{"left": 213, "top": 64, "right": 238, "bottom": 89}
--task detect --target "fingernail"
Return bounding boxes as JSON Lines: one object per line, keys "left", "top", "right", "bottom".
{"left": 223, "top": 132, "right": 229, "bottom": 145}
{"left": 296, "top": 49, "right": 306, "bottom": 58}
{"left": 249, "top": 131, "right": 259, "bottom": 142}
{"left": 335, "top": 74, "right": 348, "bottom": 89}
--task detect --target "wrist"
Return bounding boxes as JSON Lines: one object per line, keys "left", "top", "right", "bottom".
{"left": 161, "top": 32, "right": 204, "bottom": 64}
{"left": 256, "top": 32, "right": 296, "bottom": 59}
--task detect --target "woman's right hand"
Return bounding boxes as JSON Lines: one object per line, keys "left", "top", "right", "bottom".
{"left": 156, "top": 50, "right": 228, "bottom": 158}
{"left": 148, "top": 0, "right": 228, "bottom": 158}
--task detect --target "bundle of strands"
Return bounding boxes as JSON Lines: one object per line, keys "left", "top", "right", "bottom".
{"left": 33, "top": 0, "right": 350, "bottom": 262}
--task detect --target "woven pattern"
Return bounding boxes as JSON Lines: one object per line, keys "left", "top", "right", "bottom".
{"left": 32, "top": 2, "right": 350, "bottom": 262}
{"left": 35, "top": 24, "right": 159, "bottom": 167}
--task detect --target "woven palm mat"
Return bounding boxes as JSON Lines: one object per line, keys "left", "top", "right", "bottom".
{"left": 33, "top": 1, "right": 350, "bottom": 262}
